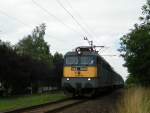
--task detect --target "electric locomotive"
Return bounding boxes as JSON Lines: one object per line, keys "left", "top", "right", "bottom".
{"left": 62, "top": 46, "right": 124, "bottom": 97}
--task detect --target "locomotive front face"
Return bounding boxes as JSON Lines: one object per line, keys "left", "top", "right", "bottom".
{"left": 62, "top": 54, "right": 99, "bottom": 95}
{"left": 63, "top": 55, "right": 97, "bottom": 78}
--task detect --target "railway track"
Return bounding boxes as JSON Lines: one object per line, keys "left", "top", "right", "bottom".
{"left": 2, "top": 98, "right": 87, "bottom": 113}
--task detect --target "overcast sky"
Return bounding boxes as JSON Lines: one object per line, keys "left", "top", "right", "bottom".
{"left": 0, "top": 0, "right": 146, "bottom": 80}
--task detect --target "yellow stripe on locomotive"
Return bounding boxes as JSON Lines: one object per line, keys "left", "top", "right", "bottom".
{"left": 63, "top": 66, "right": 97, "bottom": 77}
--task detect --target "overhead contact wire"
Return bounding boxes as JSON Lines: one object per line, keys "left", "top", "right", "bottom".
{"left": 0, "top": 9, "right": 32, "bottom": 27}
{"left": 32, "top": 0, "right": 84, "bottom": 37}
{"left": 56, "top": 0, "right": 93, "bottom": 38}
{"left": 0, "top": 9, "right": 62, "bottom": 52}
{"left": 65, "top": 0, "right": 97, "bottom": 38}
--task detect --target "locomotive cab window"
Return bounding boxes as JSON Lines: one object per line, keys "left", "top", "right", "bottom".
{"left": 65, "top": 55, "right": 96, "bottom": 65}
{"left": 65, "top": 56, "right": 78, "bottom": 65}
{"left": 80, "top": 56, "right": 95, "bottom": 65}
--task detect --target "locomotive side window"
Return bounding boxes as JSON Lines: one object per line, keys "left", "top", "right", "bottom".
{"left": 65, "top": 56, "right": 78, "bottom": 65}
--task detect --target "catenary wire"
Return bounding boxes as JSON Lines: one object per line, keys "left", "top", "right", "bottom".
{"left": 0, "top": 9, "right": 64, "bottom": 52}
{"left": 56, "top": 0, "right": 93, "bottom": 38}
{"left": 0, "top": 9, "right": 32, "bottom": 27}
{"left": 32, "top": 0, "right": 84, "bottom": 37}
{"left": 64, "top": 0, "right": 97, "bottom": 38}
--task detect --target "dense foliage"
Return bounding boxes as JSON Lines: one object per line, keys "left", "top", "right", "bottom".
{"left": 119, "top": 0, "right": 150, "bottom": 86}
{"left": 0, "top": 24, "right": 63, "bottom": 95}
{"left": 15, "top": 23, "right": 53, "bottom": 68}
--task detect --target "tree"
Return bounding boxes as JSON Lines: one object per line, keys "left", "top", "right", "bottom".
{"left": 51, "top": 52, "right": 63, "bottom": 88}
{"left": 0, "top": 24, "right": 64, "bottom": 95}
{"left": 0, "top": 41, "right": 30, "bottom": 95}
{"left": 0, "top": 40, "right": 54, "bottom": 95}
{"left": 119, "top": 22, "right": 150, "bottom": 86}
{"left": 15, "top": 23, "right": 53, "bottom": 68}
{"left": 139, "top": 0, "right": 150, "bottom": 24}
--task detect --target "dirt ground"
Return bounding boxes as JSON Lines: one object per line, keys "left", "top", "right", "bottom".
{"left": 57, "top": 89, "right": 123, "bottom": 113}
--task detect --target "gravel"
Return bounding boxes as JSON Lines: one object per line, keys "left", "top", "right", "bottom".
{"left": 56, "top": 89, "right": 123, "bottom": 113}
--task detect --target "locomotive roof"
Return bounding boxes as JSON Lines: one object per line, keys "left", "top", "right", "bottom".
{"left": 65, "top": 51, "right": 99, "bottom": 56}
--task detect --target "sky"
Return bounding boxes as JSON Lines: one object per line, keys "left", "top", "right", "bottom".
{"left": 0, "top": 0, "right": 146, "bottom": 80}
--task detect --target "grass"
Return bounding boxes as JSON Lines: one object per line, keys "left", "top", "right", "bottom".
{"left": 0, "top": 91, "right": 66, "bottom": 111}
{"left": 117, "top": 87, "right": 150, "bottom": 113}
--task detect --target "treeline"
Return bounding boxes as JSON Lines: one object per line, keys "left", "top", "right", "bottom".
{"left": 119, "top": 0, "right": 150, "bottom": 86}
{"left": 0, "top": 23, "right": 63, "bottom": 95}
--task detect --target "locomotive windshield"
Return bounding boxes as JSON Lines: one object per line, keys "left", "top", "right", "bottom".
{"left": 65, "top": 56, "right": 96, "bottom": 65}
{"left": 65, "top": 56, "right": 78, "bottom": 65}
{"left": 80, "top": 56, "right": 95, "bottom": 65}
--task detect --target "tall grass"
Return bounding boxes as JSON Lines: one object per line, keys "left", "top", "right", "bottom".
{"left": 117, "top": 87, "right": 150, "bottom": 113}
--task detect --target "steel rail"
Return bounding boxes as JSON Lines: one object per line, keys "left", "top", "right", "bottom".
{"left": 1, "top": 98, "right": 71, "bottom": 113}
{"left": 2, "top": 98, "right": 87, "bottom": 113}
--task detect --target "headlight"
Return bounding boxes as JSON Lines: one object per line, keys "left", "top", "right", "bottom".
{"left": 67, "top": 78, "right": 69, "bottom": 81}
{"left": 88, "top": 78, "right": 91, "bottom": 81}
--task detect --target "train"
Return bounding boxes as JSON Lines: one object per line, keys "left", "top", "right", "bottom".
{"left": 62, "top": 46, "right": 124, "bottom": 97}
